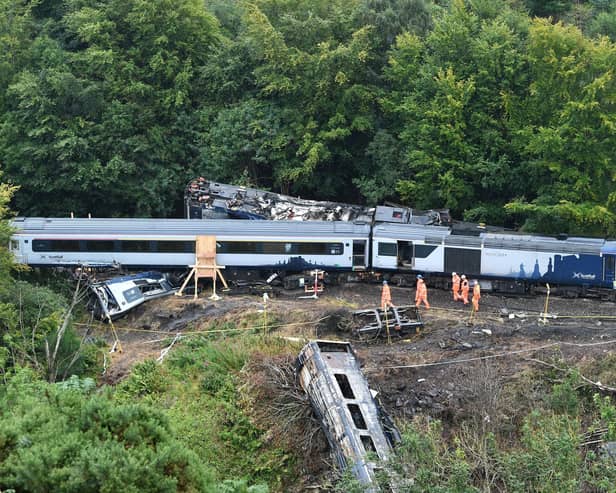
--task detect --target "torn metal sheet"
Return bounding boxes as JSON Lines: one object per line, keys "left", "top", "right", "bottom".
{"left": 89, "top": 271, "right": 176, "bottom": 321}
{"left": 297, "top": 340, "right": 400, "bottom": 491}
{"left": 185, "top": 178, "right": 451, "bottom": 226}
{"left": 352, "top": 305, "right": 423, "bottom": 340}
{"left": 185, "top": 178, "right": 374, "bottom": 222}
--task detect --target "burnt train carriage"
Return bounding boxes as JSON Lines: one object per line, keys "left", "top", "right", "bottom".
{"left": 10, "top": 217, "right": 371, "bottom": 272}
{"left": 297, "top": 340, "right": 399, "bottom": 489}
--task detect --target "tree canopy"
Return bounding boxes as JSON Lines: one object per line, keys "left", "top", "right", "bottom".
{"left": 0, "top": 0, "right": 615, "bottom": 234}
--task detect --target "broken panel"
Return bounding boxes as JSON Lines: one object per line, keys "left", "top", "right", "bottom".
{"left": 351, "top": 305, "right": 423, "bottom": 341}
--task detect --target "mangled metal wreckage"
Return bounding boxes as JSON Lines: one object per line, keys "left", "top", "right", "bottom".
{"left": 351, "top": 305, "right": 423, "bottom": 341}
{"left": 185, "top": 177, "right": 451, "bottom": 226}
{"left": 297, "top": 340, "right": 400, "bottom": 490}
{"left": 89, "top": 271, "right": 176, "bottom": 320}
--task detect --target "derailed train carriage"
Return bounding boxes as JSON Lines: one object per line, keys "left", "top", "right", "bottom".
{"left": 296, "top": 340, "right": 400, "bottom": 490}
{"left": 8, "top": 217, "right": 616, "bottom": 299}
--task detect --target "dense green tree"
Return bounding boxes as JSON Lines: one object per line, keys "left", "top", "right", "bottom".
{"left": 0, "top": 370, "right": 215, "bottom": 492}
{"left": 0, "top": 0, "right": 219, "bottom": 216}
{"left": 1, "top": 0, "right": 615, "bottom": 235}
{"left": 384, "top": 0, "right": 529, "bottom": 222}
{"left": 505, "top": 19, "right": 616, "bottom": 234}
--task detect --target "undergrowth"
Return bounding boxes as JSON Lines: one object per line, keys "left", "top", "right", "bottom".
{"left": 117, "top": 331, "right": 300, "bottom": 492}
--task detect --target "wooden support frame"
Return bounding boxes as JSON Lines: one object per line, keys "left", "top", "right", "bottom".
{"left": 176, "top": 235, "right": 228, "bottom": 299}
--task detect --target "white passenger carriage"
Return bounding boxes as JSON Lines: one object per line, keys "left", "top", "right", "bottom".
{"left": 10, "top": 217, "right": 371, "bottom": 272}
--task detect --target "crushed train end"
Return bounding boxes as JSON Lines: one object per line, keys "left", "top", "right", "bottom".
{"left": 89, "top": 271, "right": 177, "bottom": 321}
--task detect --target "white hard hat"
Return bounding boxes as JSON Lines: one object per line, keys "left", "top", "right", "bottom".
{"left": 452, "top": 272, "right": 457, "bottom": 276}
{"left": 461, "top": 274, "right": 466, "bottom": 279}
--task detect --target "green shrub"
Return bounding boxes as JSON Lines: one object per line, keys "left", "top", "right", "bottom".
{"left": 499, "top": 411, "right": 581, "bottom": 493}
{"left": 0, "top": 370, "right": 215, "bottom": 492}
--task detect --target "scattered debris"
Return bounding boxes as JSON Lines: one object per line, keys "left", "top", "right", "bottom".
{"left": 350, "top": 305, "right": 424, "bottom": 340}
{"left": 296, "top": 340, "right": 400, "bottom": 491}
{"left": 89, "top": 271, "right": 176, "bottom": 320}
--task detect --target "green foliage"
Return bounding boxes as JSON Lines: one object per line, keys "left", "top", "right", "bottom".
{"left": 2, "top": 0, "right": 616, "bottom": 233}
{"left": 116, "top": 358, "right": 169, "bottom": 400}
{"left": 499, "top": 411, "right": 582, "bottom": 492}
{"left": 0, "top": 0, "right": 220, "bottom": 216}
{"left": 145, "top": 336, "right": 290, "bottom": 489}
{"left": 379, "top": 417, "right": 478, "bottom": 492}
{"left": 376, "top": 374, "right": 616, "bottom": 492}
{"left": 0, "top": 370, "right": 216, "bottom": 492}
{"left": 548, "top": 371, "right": 581, "bottom": 414}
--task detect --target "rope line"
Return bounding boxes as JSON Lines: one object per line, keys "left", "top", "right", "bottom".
{"left": 365, "top": 338, "right": 616, "bottom": 371}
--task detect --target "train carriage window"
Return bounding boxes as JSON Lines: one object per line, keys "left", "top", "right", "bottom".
{"left": 85, "top": 240, "right": 116, "bottom": 252}
{"left": 260, "top": 242, "right": 283, "bottom": 254}
{"left": 296, "top": 242, "right": 344, "bottom": 255}
{"left": 347, "top": 404, "right": 367, "bottom": 430}
{"left": 120, "top": 240, "right": 152, "bottom": 252}
{"left": 334, "top": 374, "right": 355, "bottom": 399}
{"left": 122, "top": 287, "right": 143, "bottom": 303}
{"left": 33, "top": 239, "right": 81, "bottom": 252}
{"left": 219, "top": 241, "right": 261, "bottom": 254}
{"left": 156, "top": 241, "right": 195, "bottom": 253}
{"left": 218, "top": 241, "right": 344, "bottom": 255}
{"left": 414, "top": 245, "right": 438, "bottom": 258}
{"left": 378, "top": 242, "right": 397, "bottom": 256}
{"left": 360, "top": 435, "right": 377, "bottom": 454}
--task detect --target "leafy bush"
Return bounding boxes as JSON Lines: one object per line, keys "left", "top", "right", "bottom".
{"left": 499, "top": 411, "right": 582, "bottom": 493}
{"left": 0, "top": 370, "right": 216, "bottom": 492}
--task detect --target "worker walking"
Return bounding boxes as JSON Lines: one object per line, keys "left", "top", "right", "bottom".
{"left": 472, "top": 280, "right": 481, "bottom": 312}
{"left": 451, "top": 272, "right": 461, "bottom": 301}
{"left": 415, "top": 275, "right": 430, "bottom": 309}
{"left": 381, "top": 280, "right": 394, "bottom": 309}
{"left": 460, "top": 275, "right": 469, "bottom": 305}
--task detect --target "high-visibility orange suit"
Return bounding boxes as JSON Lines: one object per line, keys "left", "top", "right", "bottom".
{"left": 472, "top": 281, "right": 481, "bottom": 312}
{"left": 452, "top": 272, "right": 461, "bottom": 301}
{"left": 460, "top": 276, "right": 469, "bottom": 305}
{"left": 415, "top": 276, "right": 430, "bottom": 309}
{"left": 381, "top": 281, "right": 393, "bottom": 308}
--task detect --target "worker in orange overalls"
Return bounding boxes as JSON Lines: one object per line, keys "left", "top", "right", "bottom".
{"left": 451, "top": 272, "right": 461, "bottom": 301}
{"left": 460, "top": 275, "right": 470, "bottom": 305}
{"left": 381, "top": 280, "right": 394, "bottom": 309}
{"left": 415, "top": 275, "right": 430, "bottom": 309}
{"left": 472, "top": 280, "right": 481, "bottom": 312}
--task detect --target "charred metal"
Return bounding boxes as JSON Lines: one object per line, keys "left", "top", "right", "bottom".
{"left": 296, "top": 340, "right": 400, "bottom": 490}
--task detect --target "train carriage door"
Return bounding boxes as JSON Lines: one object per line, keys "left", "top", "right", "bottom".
{"left": 604, "top": 255, "right": 616, "bottom": 288}
{"left": 397, "top": 241, "right": 414, "bottom": 269}
{"left": 353, "top": 240, "right": 367, "bottom": 270}
{"left": 9, "top": 239, "right": 25, "bottom": 264}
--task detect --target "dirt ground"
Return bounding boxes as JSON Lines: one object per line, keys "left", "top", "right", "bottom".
{"left": 95, "top": 281, "right": 616, "bottom": 487}
{"left": 100, "top": 281, "right": 616, "bottom": 415}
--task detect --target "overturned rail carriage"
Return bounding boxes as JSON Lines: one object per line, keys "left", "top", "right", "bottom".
{"left": 297, "top": 340, "right": 400, "bottom": 489}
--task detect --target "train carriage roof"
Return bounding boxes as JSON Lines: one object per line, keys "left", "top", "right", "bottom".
{"left": 372, "top": 222, "right": 451, "bottom": 241}
{"left": 603, "top": 242, "right": 616, "bottom": 255}
{"left": 373, "top": 222, "right": 605, "bottom": 254}
{"left": 11, "top": 217, "right": 371, "bottom": 238}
